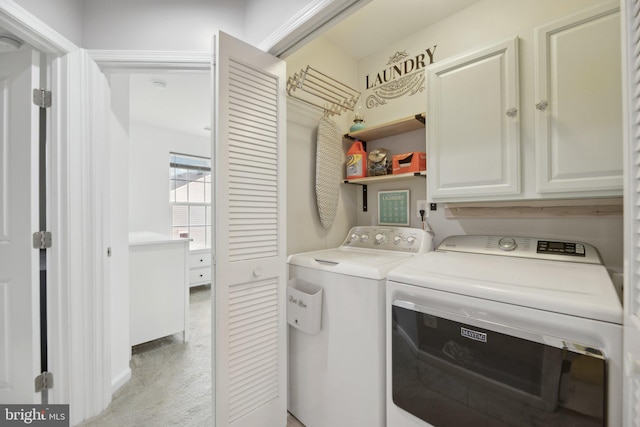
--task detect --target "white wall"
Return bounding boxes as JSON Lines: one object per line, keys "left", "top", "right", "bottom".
{"left": 129, "top": 122, "right": 210, "bottom": 235}
{"left": 352, "top": 128, "right": 428, "bottom": 230}
{"left": 356, "top": 0, "right": 612, "bottom": 127}
{"left": 285, "top": 36, "right": 360, "bottom": 254}
{"left": 108, "top": 74, "right": 131, "bottom": 393}
{"left": 81, "top": 0, "right": 245, "bottom": 51}
{"left": 11, "top": 0, "right": 83, "bottom": 46}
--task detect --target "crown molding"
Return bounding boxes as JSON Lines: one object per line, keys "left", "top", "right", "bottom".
{"left": 0, "top": 0, "right": 76, "bottom": 54}
{"left": 258, "top": 0, "right": 370, "bottom": 58}
{"left": 88, "top": 50, "right": 211, "bottom": 72}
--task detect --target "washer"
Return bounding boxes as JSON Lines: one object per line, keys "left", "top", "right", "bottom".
{"left": 287, "top": 226, "right": 433, "bottom": 427}
{"left": 386, "top": 235, "right": 623, "bottom": 427}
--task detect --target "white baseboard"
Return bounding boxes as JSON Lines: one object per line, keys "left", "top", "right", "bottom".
{"left": 111, "top": 368, "right": 132, "bottom": 394}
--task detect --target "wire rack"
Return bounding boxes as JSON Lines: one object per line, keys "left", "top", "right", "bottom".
{"left": 287, "top": 65, "right": 360, "bottom": 117}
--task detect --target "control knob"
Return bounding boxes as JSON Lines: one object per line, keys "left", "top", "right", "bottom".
{"left": 375, "top": 233, "right": 386, "bottom": 245}
{"left": 360, "top": 234, "right": 369, "bottom": 242}
{"left": 406, "top": 236, "right": 416, "bottom": 246}
{"left": 498, "top": 237, "right": 517, "bottom": 251}
{"left": 393, "top": 235, "right": 402, "bottom": 245}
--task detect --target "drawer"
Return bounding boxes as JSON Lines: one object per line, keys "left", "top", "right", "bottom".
{"left": 190, "top": 266, "right": 211, "bottom": 284}
{"left": 189, "top": 252, "right": 211, "bottom": 269}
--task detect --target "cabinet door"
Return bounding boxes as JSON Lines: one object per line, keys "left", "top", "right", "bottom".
{"left": 535, "top": 2, "right": 622, "bottom": 194}
{"left": 428, "top": 37, "right": 520, "bottom": 201}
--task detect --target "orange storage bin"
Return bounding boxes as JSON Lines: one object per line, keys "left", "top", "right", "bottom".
{"left": 392, "top": 152, "right": 426, "bottom": 174}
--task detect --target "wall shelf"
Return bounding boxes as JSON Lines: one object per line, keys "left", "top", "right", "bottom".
{"left": 343, "top": 171, "right": 426, "bottom": 185}
{"left": 344, "top": 113, "right": 425, "bottom": 142}
{"left": 342, "top": 114, "right": 426, "bottom": 212}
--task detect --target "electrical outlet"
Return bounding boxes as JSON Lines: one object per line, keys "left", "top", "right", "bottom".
{"left": 416, "top": 200, "right": 428, "bottom": 219}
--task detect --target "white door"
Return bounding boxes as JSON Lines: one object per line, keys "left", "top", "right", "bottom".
{"left": 213, "top": 31, "right": 287, "bottom": 427}
{"left": 0, "top": 45, "right": 41, "bottom": 403}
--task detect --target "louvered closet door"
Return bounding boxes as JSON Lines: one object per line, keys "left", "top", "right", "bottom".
{"left": 624, "top": 0, "right": 640, "bottom": 425}
{"left": 213, "top": 31, "right": 287, "bottom": 427}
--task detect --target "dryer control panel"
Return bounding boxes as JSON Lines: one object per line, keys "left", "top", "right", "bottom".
{"left": 437, "top": 235, "right": 602, "bottom": 264}
{"left": 341, "top": 226, "right": 433, "bottom": 254}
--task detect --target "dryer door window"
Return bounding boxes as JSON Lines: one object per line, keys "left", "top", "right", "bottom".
{"left": 391, "top": 303, "right": 605, "bottom": 426}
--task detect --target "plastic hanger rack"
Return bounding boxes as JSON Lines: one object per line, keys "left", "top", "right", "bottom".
{"left": 287, "top": 65, "right": 360, "bottom": 116}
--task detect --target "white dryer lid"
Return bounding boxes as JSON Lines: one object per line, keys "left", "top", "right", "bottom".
{"left": 287, "top": 247, "right": 416, "bottom": 280}
{"left": 387, "top": 251, "right": 623, "bottom": 324}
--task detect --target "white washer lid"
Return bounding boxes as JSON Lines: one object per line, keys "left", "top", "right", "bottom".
{"left": 287, "top": 247, "right": 416, "bottom": 280}
{"left": 387, "top": 251, "right": 622, "bottom": 324}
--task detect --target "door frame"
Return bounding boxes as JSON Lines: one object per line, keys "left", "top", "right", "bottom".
{"left": 0, "top": 1, "right": 114, "bottom": 423}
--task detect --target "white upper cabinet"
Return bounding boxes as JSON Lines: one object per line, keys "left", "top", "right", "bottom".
{"left": 534, "top": 2, "right": 622, "bottom": 195}
{"left": 427, "top": 37, "right": 520, "bottom": 201}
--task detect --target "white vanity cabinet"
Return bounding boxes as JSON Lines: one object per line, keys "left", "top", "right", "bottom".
{"left": 534, "top": 2, "right": 622, "bottom": 195}
{"left": 189, "top": 249, "right": 212, "bottom": 287}
{"left": 129, "top": 232, "right": 190, "bottom": 346}
{"left": 427, "top": 37, "right": 520, "bottom": 201}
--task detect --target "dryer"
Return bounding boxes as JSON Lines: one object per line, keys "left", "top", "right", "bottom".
{"left": 287, "top": 226, "right": 432, "bottom": 427}
{"left": 386, "top": 235, "right": 623, "bottom": 427}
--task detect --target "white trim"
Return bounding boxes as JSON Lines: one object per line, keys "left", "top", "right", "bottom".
{"left": 47, "top": 51, "right": 72, "bottom": 411}
{"left": 0, "top": 0, "right": 75, "bottom": 54}
{"left": 111, "top": 367, "right": 132, "bottom": 394}
{"left": 88, "top": 50, "right": 211, "bottom": 72}
{"left": 258, "top": 0, "right": 371, "bottom": 57}
{"left": 0, "top": 0, "right": 83, "bottom": 418}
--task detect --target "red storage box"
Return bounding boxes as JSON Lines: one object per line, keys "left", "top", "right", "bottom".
{"left": 392, "top": 152, "right": 426, "bottom": 174}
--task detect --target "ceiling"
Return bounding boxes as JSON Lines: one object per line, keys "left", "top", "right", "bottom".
{"left": 127, "top": 0, "right": 482, "bottom": 138}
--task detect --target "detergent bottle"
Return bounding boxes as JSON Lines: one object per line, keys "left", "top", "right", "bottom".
{"left": 346, "top": 140, "right": 366, "bottom": 179}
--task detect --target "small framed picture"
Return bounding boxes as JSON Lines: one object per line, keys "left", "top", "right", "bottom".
{"left": 378, "top": 190, "right": 410, "bottom": 226}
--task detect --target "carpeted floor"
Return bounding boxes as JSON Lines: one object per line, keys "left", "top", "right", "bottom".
{"left": 80, "top": 285, "right": 304, "bottom": 427}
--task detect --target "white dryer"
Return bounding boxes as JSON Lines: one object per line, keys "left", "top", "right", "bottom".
{"left": 386, "top": 235, "right": 623, "bottom": 427}
{"left": 287, "top": 226, "right": 433, "bottom": 427}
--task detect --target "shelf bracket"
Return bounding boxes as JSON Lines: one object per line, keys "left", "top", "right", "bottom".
{"left": 343, "top": 133, "right": 367, "bottom": 149}
{"left": 415, "top": 113, "right": 425, "bottom": 124}
{"left": 362, "top": 185, "right": 367, "bottom": 212}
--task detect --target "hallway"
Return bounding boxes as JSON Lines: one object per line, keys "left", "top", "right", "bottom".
{"left": 80, "top": 286, "right": 304, "bottom": 426}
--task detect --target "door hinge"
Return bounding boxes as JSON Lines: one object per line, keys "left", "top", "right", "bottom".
{"left": 33, "top": 231, "right": 52, "bottom": 249}
{"left": 33, "top": 89, "right": 52, "bottom": 108}
{"left": 35, "top": 372, "right": 53, "bottom": 392}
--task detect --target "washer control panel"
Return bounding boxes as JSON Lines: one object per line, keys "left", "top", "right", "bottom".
{"left": 437, "top": 235, "right": 601, "bottom": 264}
{"left": 537, "top": 240, "right": 585, "bottom": 257}
{"left": 342, "top": 226, "right": 433, "bottom": 254}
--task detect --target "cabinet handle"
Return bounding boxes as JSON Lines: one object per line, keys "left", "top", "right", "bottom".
{"left": 536, "top": 100, "right": 548, "bottom": 111}
{"left": 505, "top": 108, "right": 518, "bottom": 118}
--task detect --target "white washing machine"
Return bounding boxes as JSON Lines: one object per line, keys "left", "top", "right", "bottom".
{"left": 287, "top": 226, "right": 433, "bottom": 427}
{"left": 386, "top": 235, "right": 623, "bottom": 427}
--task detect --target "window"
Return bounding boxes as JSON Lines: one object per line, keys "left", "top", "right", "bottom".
{"left": 170, "top": 153, "right": 211, "bottom": 250}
